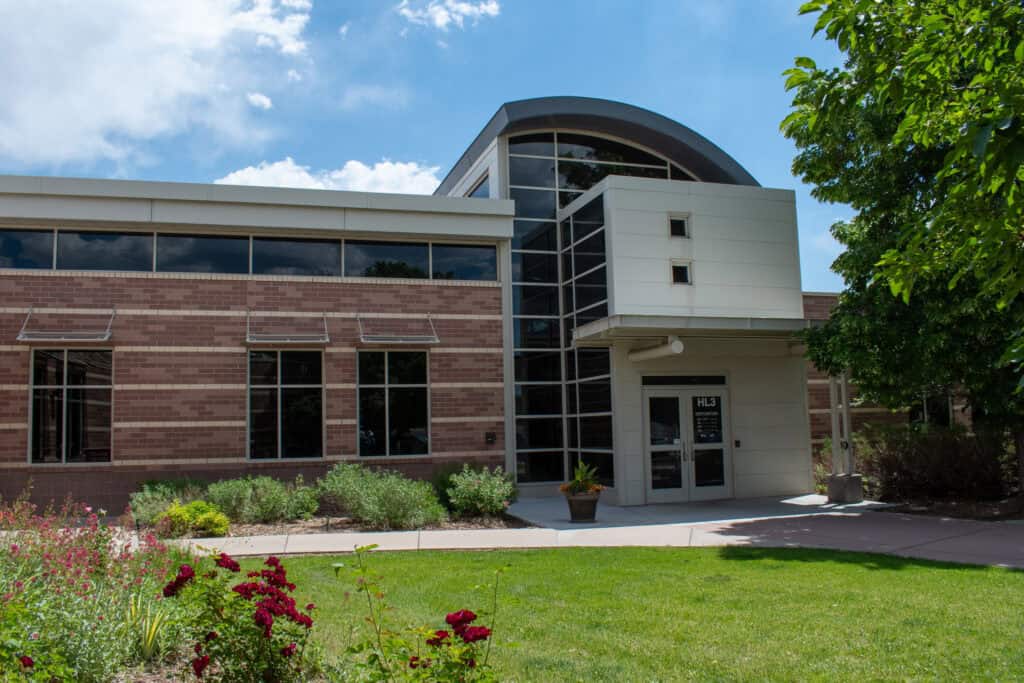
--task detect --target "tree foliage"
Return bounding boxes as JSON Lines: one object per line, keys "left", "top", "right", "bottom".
{"left": 783, "top": 0, "right": 1024, "bottom": 370}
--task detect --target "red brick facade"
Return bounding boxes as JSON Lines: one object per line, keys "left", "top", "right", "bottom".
{"left": 0, "top": 271, "right": 506, "bottom": 509}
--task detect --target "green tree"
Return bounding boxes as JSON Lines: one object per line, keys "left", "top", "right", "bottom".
{"left": 783, "top": 0, "right": 1024, "bottom": 484}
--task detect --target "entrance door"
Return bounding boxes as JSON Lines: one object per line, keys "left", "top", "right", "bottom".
{"left": 642, "top": 388, "right": 732, "bottom": 503}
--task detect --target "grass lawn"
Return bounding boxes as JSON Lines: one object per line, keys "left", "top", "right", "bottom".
{"left": 273, "top": 547, "right": 1024, "bottom": 681}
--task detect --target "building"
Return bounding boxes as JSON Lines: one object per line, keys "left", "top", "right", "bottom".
{"left": 0, "top": 97, "right": 817, "bottom": 509}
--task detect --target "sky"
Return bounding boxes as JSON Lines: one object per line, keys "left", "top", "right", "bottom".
{"left": 0, "top": 0, "right": 852, "bottom": 292}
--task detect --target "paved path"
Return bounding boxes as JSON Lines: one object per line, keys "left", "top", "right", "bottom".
{"left": 188, "top": 507, "right": 1024, "bottom": 569}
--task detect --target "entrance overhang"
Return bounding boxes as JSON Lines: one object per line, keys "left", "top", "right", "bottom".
{"left": 573, "top": 314, "right": 812, "bottom": 347}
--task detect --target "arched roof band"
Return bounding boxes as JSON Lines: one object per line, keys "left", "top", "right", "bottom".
{"left": 435, "top": 96, "right": 759, "bottom": 196}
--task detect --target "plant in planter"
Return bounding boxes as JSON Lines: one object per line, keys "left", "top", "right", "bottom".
{"left": 559, "top": 462, "right": 604, "bottom": 523}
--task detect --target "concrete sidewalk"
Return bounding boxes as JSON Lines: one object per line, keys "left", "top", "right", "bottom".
{"left": 188, "top": 505, "right": 1024, "bottom": 569}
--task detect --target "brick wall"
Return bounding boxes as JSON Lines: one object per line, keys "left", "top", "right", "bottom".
{"left": 0, "top": 270, "right": 507, "bottom": 508}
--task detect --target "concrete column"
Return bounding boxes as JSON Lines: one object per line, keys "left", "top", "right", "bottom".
{"left": 828, "top": 375, "right": 841, "bottom": 474}
{"left": 840, "top": 372, "right": 853, "bottom": 475}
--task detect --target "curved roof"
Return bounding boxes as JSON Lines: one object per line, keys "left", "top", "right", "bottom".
{"left": 435, "top": 96, "right": 759, "bottom": 195}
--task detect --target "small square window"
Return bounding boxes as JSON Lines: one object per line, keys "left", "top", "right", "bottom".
{"left": 669, "top": 217, "right": 688, "bottom": 238}
{"left": 672, "top": 264, "right": 691, "bottom": 284}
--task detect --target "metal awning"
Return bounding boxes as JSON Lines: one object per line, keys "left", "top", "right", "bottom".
{"left": 357, "top": 314, "right": 440, "bottom": 345}
{"left": 246, "top": 310, "right": 330, "bottom": 345}
{"left": 573, "top": 314, "right": 811, "bottom": 346}
{"left": 17, "top": 306, "right": 116, "bottom": 342}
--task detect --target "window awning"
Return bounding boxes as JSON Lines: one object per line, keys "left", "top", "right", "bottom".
{"left": 246, "top": 310, "right": 330, "bottom": 345}
{"left": 357, "top": 314, "right": 440, "bottom": 345}
{"left": 17, "top": 306, "right": 116, "bottom": 342}
{"left": 573, "top": 314, "right": 811, "bottom": 346}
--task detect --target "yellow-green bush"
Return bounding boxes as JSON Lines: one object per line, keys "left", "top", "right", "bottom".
{"left": 157, "top": 500, "right": 229, "bottom": 538}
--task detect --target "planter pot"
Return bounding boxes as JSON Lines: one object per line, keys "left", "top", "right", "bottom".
{"left": 564, "top": 491, "right": 600, "bottom": 523}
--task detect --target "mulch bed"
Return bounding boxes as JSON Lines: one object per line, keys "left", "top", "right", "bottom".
{"left": 882, "top": 496, "right": 1024, "bottom": 521}
{"left": 226, "top": 513, "right": 533, "bottom": 537}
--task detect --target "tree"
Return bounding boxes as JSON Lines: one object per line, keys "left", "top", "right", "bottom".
{"left": 783, "top": 0, "right": 1024, "bottom": 486}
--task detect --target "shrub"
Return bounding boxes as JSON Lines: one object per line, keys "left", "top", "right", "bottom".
{"left": 287, "top": 476, "right": 319, "bottom": 521}
{"left": 206, "top": 476, "right": 319, "bottom": 524}
{"left": 318, "top": 464, "right": 446, "bottom": 529}
{"left": 130, "top": 478, "right": 207, "bottom": 527}
{"left": 159, "top": 500, "right": 230, "bottom": 538}
{"left": 446, "top": 465, "right": 516, "bottom": 517}
{"left": 163, "top": 553, "right": 317, "bottom": 682}
{"left": 856, "top": 423, "right": 1012, "bottom": 501}
{"left": 432, "top": 461, "right": 470, "bottom": 511}
{"left": 205, "top": 478, "right": 254, "bottom": 522}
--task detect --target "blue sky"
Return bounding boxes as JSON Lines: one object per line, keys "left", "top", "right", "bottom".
{"left": 0, "top": 0, "right": 850, "bottom": 291}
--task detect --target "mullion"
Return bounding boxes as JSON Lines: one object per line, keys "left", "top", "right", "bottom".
{"left": 384, "top": 352, "right": 390, "bottom": 456}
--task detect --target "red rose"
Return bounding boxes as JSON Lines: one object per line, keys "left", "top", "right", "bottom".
{"left": 191, "top": 654, "right": 210, "bottom": 678}
{"left": 305, "top": 602, "right": 315, "bottom": 611}
{"left": 194, "top": 642, "right": 203, "bottom": 655}
{"left": 205, "top": 631, "right": 218, "bottom": 642}
{"left": 18, "top": 655, "right": 33, "bottom": 669}
{"left": 459, "top": 625, "right": 492, "bottom": 644}
{"left": 280, "top": 642, "right": 297, "bottom": 658}
{"left": 426, "top": 629, "right": 450, "bottom": 647}
{"left": 445, "top": 610, "right": 477, "bottom": 628}
{"left": 215, "top": 553, "right": 241, "bottom": 572}
{"left": 254, "top": 607, "right": 274, "bottom": 637}
{"left": 409, "top": 655, "right": 421, "bottom": 669}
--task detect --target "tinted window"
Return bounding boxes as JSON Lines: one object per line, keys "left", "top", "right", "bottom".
{"left": 573, "top": 231, "right": 606, "bottom": 276}
{"left": 511, "top": 252, "right": 558, "bottom": 283}
{"left": 672, "top": 264, "right": 690, "bottom": 284}
{"left": 557, "top": 133, "right": 664, "bottom": 166}
{"left": 508, "top": 132, "right": 555, "bottom": 156}
{"left": 515, "top": 417, "right": 562, "bottom": 449}
{"left": 515, "top": 384, "right": 562, "bottom": 415}
{"left": 509, "top": 156, "right": 556, "bottom": 188}
{"left": 513, "top": 351, "right": 561, "bottom": 382}
{"left": 432, "top": 244, "right": 497, "bottom": 281}
{"left": 513, "top": 318, "right": 560, "bottom": 348}
{"left": 513, "top": 285, "right": 559, "bottom": 316}
{"left": 0, "top": 229, "right": 53, "bottom": 269}
{"left": 57, "top": 231, "right": 152, "bottom": 271}
{"left": 281, "top": 387, "right": 323, "bottom": 458}
{"left": 558, "top": 160, "right": 666, "bottom": 191}
{"left": 31, "top": 350, "right": 113, "bottom": 464}
{"left": 516, "top": 451, "right": 565, "bottom": 483}
{"left": 358, "top": 352, "right": 386, "bottom": 385}
{"left": 577, "top": 349, "right": 611, "bottom": 378}
{"left": 671, "top": 164, "right": 697, "bottom": 181}
{"left": 510, "top": 188, "right": 556, "bottom": 220}
{"left": 345, "top": 241, "right": 428, "bottom": 279}
{"left": 670, "top": 218, "right": 688, "bottom": 237}
{"left": 512, "top": 220, "right": 557, "bottom": 251}
{"left": 559, "top": 191, "right": 583, "bottom": 208}
{"left": 388, "top": 351, "right": 427, "bottom": 384}
{"left": 467, "top": 175, "right": 489, "bottom": 198}
{"left": 157, "top": 234, "right": 249, "bottom": 274}
{"left": 575, "top": 451, "right": 614, "bottom": 487}
{"left": 252, "top": 237, "right": 340, "bottom": 276}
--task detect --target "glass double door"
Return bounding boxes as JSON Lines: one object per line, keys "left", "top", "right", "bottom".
{"left": 642, "top": 388, "right": 731, "bottom": 503}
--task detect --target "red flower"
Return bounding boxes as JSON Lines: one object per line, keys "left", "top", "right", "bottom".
{"left": 254, "top": 607, "right": 274, "bottom": 637}
{"left": 305, "top": 602, "right": 316, "bottom": 611}
{"left": 205, "top": 631, "right": 218, "bottom": 642}
{"left": 191, "top": 654, "right": 210, "bottom": 678}
{"left": 18, "top": 655, "right": 33, "bottom": 669}
{"left": 445, "top": 610, "right": 477, "bottom": 628}
{"left": 194, "top": 642, "right": 203, "bottom": 655}
{"left": 459, "top": 625, "right": 492, "bottom": 644}
{"left": 162, "top": 564, "right": 196, "bottom": 598}
{"left": 426, "top": 629, "right": 450, "bottom": 647}
{"left": 280, "top": 642, "right": 297, "bottom": 658}
{"left": 409, "top": 655, "right": 422, "bottom": 669}
{"left": 215, "top": 553, "right": 241, "bottom": 572}
{"left": 467, "top": 657, "right": 477, "bottom": 668}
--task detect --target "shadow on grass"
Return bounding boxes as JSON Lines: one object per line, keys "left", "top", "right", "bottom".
{"left": 715, "top": 542, "right": 1014, "bottom": 572}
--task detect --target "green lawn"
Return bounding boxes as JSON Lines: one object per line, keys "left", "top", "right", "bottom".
{"left": 274, "top": 547, "right": 1024, "bottom": 681}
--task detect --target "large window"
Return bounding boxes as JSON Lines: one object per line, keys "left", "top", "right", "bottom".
{"left": 358, "top": 351, "right": 429, "bottom": 457}
{"left": 57, "top": 231, "right": 153, "bottom": 271}
{"left": 252, "top": 238, "right": 341, "bottom": 277}
{"left": 431, "top": 244, "right": 497, "bottom": 281}
{"left": 31, "top": 350, "right": 112, "bottom": 463}
{"left": 345, "top": 241, "right": 429, "bottom": 279}
{"left": 157, "top": 234, "right": 249, "bottom": 274}
{"left": 248, "top": 351, "right": 323, "bottom": 459}
{"left": 0, "top": 229, "right": 53, "bottom": 268}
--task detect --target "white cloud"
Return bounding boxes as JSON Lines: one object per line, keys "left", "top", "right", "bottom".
{"left": 396, "top": 0, "right": 500, "bottom": 31}
{"left": 338, "top": 22, "right": 351, "bottom": 38}
{"left": 286, "top": 69, "right": 302, "bottom": 82}
{"left": 811, "top": 226, "right": 844, "bottom": 259}
{"left": 215, "top": 157, "right": 441, "bottom": 194}
{"left": 246, "top": 92, "right": 274, "bottom": 109}
{"left": 339, "top": 84, "right": 411, "bottom": 111}
{"left": 0, "top": 0, "right": 311, "bottom": 165}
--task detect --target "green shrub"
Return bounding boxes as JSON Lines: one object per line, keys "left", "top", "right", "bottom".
{"left": 129, "top": 479, "right": 207, "bottom": 527}
{"left": 158, "top": 500, "right": 230, "bottom": 537}
{"left": 318, "top": 464, "right": 446, "bottom": 530}
{"left": 207, "top": 476, "right": 319, "bottom": 523}
{"left": 446, "top": 465, "right": 516, "bottom": 517}
{"left": 431, "top": 461, "right": 471, "bottom": 510}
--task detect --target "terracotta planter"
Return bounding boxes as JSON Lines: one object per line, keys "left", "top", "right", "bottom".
{"left": 564, "top": 491, "right": 600, "bottom": 523}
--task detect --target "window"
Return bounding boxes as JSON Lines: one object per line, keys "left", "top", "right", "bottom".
{"left": 248, "top": 351, "right": 323, "bottom": 459}
{"left": 358, "top": 351, "right": 428, "bottom": 456}
{"left": 431, "top": 244, "right": 497, "bottom": 281}
{"left": 252, "top": 238, "right": 340, "bottom": 277}
{"left": 157, "top": 234, "right": 249, "bottom": 274}
{"left": 31, "top": 350, "right": 112, "bottom": 463}
{"left": 672, "top": 263, "right": 691, "bottom": 285}
{"left": 345, "top": 241, "right": 429, "bottom": 279}
{"left": 669, "top": 216, "right": 688, "bottom": 237}
{"left": 0, "top": 229, "right": 53, "bottom": 269}
{"left": 467, "top": 174, "right": 490, "bottom": 198}
{"left": 57, "top": 231, "right": 153, "bottom": 271}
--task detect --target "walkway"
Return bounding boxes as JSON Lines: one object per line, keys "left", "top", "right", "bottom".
{"left": 187, "top": 495, "right": 1024, "bottom": 569}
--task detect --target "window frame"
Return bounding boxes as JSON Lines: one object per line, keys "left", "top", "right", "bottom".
{"left": 28, "top": 348, "right": 114, "bottom": 465}
{"left": 668, "top": 214, "right": 690, "bottom": 238}
{"left": 671, "top": 260, "right": 693, "bottom": 286}
{"left": 356, "top": 350, "right": 431, "bottom": 458}
{"left": 246, "top": 349, "right": 326, "bottom": 460}
{"left": 466, "top": 173, "right": 490, "bottom": 198}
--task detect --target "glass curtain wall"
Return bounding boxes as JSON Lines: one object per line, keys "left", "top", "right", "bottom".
{"left": 507, "top": 131, "right": 691, "bottom": 486}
